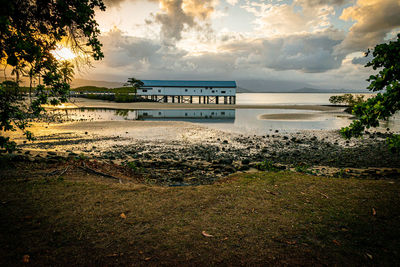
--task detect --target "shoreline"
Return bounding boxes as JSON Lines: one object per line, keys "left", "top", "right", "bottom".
{"left": 48, "top": 98, "right": 344, "bottom": 112}
{"left": 5, "top": 98, "right": 398, "bottom": 185}
{"left": 5, "top": 118, "right": 399, "bottom": 185}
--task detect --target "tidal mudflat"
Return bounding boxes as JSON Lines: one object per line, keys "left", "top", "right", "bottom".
{"left": 5, "top": 99, "right": 400, "bottom": 185}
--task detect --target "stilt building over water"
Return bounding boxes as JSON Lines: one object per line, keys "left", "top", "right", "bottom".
{"left": 138, "top": 80, "right": 237, "bottom": 104}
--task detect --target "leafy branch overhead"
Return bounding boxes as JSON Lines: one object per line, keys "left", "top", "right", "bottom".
{"left": 0, "top": 0, "right": 106, "bottom": 152}
{"left": 1, "top": 0, "right": 105, "bottom": 67}
{"left": 341, "top": 33, "right": 400, "bottom": 140}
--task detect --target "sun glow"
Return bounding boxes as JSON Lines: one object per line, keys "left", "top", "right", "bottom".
{"left": 51, "top": 46, "right": 76, "bottom": 61}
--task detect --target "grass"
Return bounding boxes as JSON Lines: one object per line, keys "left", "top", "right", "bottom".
{"left": 1, "top": 161, "right": 400, "bottom": 265}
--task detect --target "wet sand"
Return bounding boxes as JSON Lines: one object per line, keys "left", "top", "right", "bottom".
{"left": 259, "top": 113, "right": 323, "bottom": 121}
{"left": 48, "top": 98, "right": 343, "bottom": 112}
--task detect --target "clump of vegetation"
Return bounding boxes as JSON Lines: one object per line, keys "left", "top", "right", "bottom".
{"left": 329, "top": 94, "right": 366, "bottom": 113}
{"left": 387, "top": 135, "right": 400, "bottom": 154}
{"left": 334, "top": 168, "right": 349, "bottom": 178}
{"left": 256, "top": 160, "right": 281, "bottom": 172}
{"left": 72, "top": 86, "right": 109, "bottom": 92}
{"left": 294, "top": 164, "right": 314, "bottom": 174}
{"left": 340, "top": 34, "right": 400, "bottom": 151}
{"left": 123, "top": 161, "right": 143, "bottom": 173}
{"left": 73, "top": 78, "right": 153, "bottom": 103}
{"left": 82, "top": 93, "right": 156, "bottom": 103}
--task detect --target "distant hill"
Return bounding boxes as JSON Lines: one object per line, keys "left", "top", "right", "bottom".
{"left": 237, "top": 79, "right": 314, "bottom": 93}
{"left": 236, "top": 80, "right": 369, "bottom": 93}
{"left": 71, "top": 78, "right": 124, "bottom": 89}
{"left": 69, "top": 78, "right": 368, "bottom": 93}
{"left": 236, "top": 86, "right": 253, "bottom": 93}
{"left": 291, "top": 87, "right": 368, "bottom": 94}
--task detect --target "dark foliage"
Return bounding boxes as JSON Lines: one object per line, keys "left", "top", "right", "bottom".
{"left": 341, "top": 34, "right": 400, "bottom": 148}
{"left": 0, "top": 0, "right": 105, "bottom": 152}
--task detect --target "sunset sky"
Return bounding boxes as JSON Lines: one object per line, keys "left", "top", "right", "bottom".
{"left": 77, "top": 0, "right": 400, "bottom": 90}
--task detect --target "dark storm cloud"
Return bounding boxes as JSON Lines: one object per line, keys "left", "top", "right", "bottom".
{"left": 99, "top": 28, "right": 162, "bottom": 68}
{"left": 261, "top": 33, "right": 345, "bottom": 72}
{"left": 218, "top": 30, "right": 346, "bottom": 73}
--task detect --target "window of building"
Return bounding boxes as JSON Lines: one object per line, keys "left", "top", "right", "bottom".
{"left": 221, "top": 91, "right": 226, "bottom": 94}
{"left": 142, "top": 89, "right": 147, "bottom": 92}
{"left": 185, "top": 89, "right": 188, "bottom": 92}
{"left": 212, "top": 90, "right": 215, "bottom": 93}
{"left": 158, "top": 112, "right": 162, "bottom": 115}
{"left": 158, "top": 89, "right": 161, "bottom": 93}
{"left": 221, "top": 112, "right": 225, "bottom": 115}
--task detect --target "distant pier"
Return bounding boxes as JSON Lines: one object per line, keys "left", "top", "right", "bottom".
{"left": 137, "top": 80, "right": 237, "bottom": 105}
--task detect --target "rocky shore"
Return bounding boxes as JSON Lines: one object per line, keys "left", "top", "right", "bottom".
{"left": 7, "top": 121, "right": 400, "bottom": 185}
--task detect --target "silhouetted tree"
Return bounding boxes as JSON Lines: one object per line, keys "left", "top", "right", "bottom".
{"left": 125, "top": 77, "right": 144, "bottom": 96}
{"left": 59, "top": 61, "right": 75, "bottom": 83}
{"left": 0, "top": 0, "right": 106, "bottom": 151}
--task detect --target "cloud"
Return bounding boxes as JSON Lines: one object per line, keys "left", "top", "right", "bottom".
{"left": 103, "top": 0, "right": 159, "bottom": 8}
{"left": 86, "top": 0, "right": 380, "bottom": 89}
{"left": 294, "top": 0, "right": 349, "bottom": 8}
{"left": 351, "top": 53, "right": 373, "bottom": 65}
{"left": 102, "top": 0, "right": 131, "bottom": 8}
{"left": 84, "top": 25, "right": 372, "bottom": 90}
{"left": 93, "top": 26, "right": 347, "bottom": 85}
{"left": 152, "top": 0, "right": 217, "bottom": 44}
{"left": 99, "top": 27, "right": 162, "bottom": 70}
{"left": 335, "top": 0, "right": 400, "bottom": 54}
{"left": 226, "top": 0, "right": 239, "bottom": 5}
{"left": 261, "top": 33, "right": 345, "bottom": 72}
{"left": 165, "top": 30, "right": 347, "bottom": 74}
{"left": 218, "top": 30, "right": 346, "bottom": 73}
{"left": 242, "top": 1, "right": 336, "bottom": 36}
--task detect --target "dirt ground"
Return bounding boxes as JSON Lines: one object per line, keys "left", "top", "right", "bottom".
{"left": 1, "top": 158, "right": 400, "bottom": 266}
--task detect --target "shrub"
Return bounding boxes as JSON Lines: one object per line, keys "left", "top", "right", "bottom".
{"left": 257, "top": 160, "right": 280, "bottom": 172}
{"left": 329, "top": 94, "right": 366, "bottom": 113}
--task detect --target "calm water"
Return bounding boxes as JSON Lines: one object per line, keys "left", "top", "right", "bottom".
{"left": 57, "top": 93, "right": 399, "bottom": 134}
{"left": 236, "top": 93, "right": 334, "bottom": 105}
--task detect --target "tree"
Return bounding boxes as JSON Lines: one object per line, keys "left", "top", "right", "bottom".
{"left": 10, "top": 64, "right": 27, "bottom": 84}
{"left": 340, "top": 33, "right": 400, "bottom": 150}
{"left": 0, "top": 0, "right": 106, "bottom": 152}
{"left": 329, "top": 94, "right": 366, "bottom": 113}
{"left": 59, "top": 61, "right": 75, "bottom": 83}
{"left": 125, "top": 77, "right": 144, "bottom": 96}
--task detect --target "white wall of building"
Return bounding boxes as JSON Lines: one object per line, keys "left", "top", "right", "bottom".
{"left": 137, "top": 87, "right": 236, "bottom": 96}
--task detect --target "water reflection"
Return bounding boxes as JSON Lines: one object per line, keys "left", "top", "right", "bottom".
{"left": 56, "top": 108, "right": 400, "bottom": 134}
{"left": 139, "top": 109, "right": 235, "bottom": 122}
{"left": 60, "top": 108, "right": 235, "bottom": 123}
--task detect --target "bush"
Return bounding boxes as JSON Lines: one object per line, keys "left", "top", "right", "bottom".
{"left": 257, "top": 160, "right": 281, "bottom": 172}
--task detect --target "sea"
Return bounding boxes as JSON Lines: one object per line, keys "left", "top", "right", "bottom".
{"left": 58, "top": 93, "right": 400, "bottom": 135}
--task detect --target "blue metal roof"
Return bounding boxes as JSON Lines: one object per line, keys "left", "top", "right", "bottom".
{"left": 141, "top": 80, "right": 237, "bottom": 88}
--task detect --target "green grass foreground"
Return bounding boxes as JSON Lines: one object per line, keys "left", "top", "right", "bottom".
{"left": 1, "top": 163, "right": 400, "bottom": 265}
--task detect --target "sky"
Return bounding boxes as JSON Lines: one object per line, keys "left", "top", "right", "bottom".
{"left": 76, "top": 0, "right": 400, "bottom": 90}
